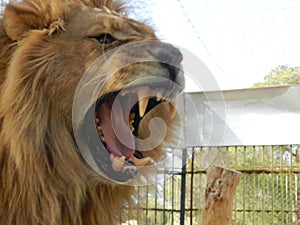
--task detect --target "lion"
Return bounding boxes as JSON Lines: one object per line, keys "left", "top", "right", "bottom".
{"left": 0, "top": 0, "right": 184, "bottom": 224}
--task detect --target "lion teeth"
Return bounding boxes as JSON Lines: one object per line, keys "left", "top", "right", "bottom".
{"left": 137, "top": 90, "right": 149, "bottom": 117}
{"left": 122, "top": 161, "right": 137, "bottom": 174}
{"left": 128, "top": 113, "right": 135, "bottom": 132}
{"left": 132, "top": 156, "right": 151, "bottom": 167}
{"left": 111, "top": 155, "right": 126, "bottom": 172}
{"left": 110, "top": 154, "right": 151, "bottom": 171}
{"left": 169, "top": 105, "right": 176, "bottom": 120}
{"left": 100, "top": 135, "right": 105, "bottom": 142}
{"left": 129, "top": 113, "right": 135, "bottom": 120}
{"left": 129, "top": 119, "right": 135, "bottom": 132}
{"left": 156, "top": 91, "right": 164, "bottom": 101}
{"left": 169, "top": 98, "right": 177, "bottom": 120}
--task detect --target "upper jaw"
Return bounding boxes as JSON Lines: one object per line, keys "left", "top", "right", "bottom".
{"left": 94, "top": 84, "right": 180, "bottom": 172}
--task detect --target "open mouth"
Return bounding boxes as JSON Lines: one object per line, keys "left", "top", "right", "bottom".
{"left": 94, "top": 85, "right": 178, "bottom": 176}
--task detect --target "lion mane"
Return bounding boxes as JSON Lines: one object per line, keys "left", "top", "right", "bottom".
{"left": 0, "top": 0, "right": 184, "bottom": 224}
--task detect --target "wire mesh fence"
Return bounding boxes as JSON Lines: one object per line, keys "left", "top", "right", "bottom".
{"left": 119, "top": 146, "right": 300, "bottom": 225}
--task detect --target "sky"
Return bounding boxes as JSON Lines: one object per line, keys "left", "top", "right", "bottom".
{"left": 129, "top": 0, "right": 300, "bottom": 92}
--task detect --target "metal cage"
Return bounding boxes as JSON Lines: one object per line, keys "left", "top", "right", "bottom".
{"left": 120, "top": 146, "right": 300, "bottom": 225}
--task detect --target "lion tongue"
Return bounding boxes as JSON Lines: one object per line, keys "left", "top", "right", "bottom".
{"left": 97, "top": 97, "right": 135, "bottom": 160}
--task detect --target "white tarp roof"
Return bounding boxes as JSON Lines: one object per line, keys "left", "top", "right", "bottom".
{"left": 179, "top": 85, "right": 300, "bottom": 146}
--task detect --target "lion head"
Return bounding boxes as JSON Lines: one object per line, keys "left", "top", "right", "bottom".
{"left": 0, "top": 0, "right": 184, "bottom": 224}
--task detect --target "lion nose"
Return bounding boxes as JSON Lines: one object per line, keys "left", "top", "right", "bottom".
{"left": 147, "top": 44, "right": 183, "bottom": 82}
{"left": 148, "top": 44, "right": 183, "bottom": 66}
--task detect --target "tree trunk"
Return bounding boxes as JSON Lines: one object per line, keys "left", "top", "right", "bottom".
{"left": 199, "top": 166, "right": 242, "bottom": 225}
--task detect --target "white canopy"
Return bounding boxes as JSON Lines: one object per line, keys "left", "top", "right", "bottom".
{"left": 177, "top": 85, "right": 300, "bottom": 146}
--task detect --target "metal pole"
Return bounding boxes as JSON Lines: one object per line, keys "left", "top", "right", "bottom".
{"left": 180, "top": 148, "right": 187, "bottom": 225}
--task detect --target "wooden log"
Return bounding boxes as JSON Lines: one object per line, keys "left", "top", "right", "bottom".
{"left": 199, "top": 166, "right": 242, "bottom": 225}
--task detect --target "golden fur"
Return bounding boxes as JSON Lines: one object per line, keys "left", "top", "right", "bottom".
{"left": 0, "top": 0, "right": 183, "bottom": 224}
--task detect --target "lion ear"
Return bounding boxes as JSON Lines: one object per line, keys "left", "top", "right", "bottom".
{"left": 3, "top": 3, "right": 43, "bottom": 41}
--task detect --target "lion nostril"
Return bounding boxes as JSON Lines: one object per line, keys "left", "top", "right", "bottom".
{"left": 166, "top": 64, "right": 181, "bottom": 82}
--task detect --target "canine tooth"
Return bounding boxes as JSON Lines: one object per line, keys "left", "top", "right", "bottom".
{"left": 169, "top": 98, "right": 177, "bottom": 120}
{"left": 169, "top": 104, "right": 176, "bottom": 119}
{"left": 132, "top": 156, "right": 151, "bottom": 167}
{"left": 112, "top": 156, "right": 125, "bottom": 171}
{"left": 137, "top": 89, "right": 150, "bottom": 116}
{"left": 137, "top": 92, "right": 149, "bottom": 117}
{"left": 95, "top": 118, "right": 100, "bottom": 123}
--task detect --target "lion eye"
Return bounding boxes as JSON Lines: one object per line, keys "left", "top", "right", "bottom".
{"left": 95, "top": 34, "right": 116, "bottom": 44}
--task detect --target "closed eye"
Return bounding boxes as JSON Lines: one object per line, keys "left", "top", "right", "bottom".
{"left": 94, "top": 33, "right": 116, "bottom": 44}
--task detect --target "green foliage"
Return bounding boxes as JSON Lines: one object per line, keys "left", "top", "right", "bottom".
{"left": 253, "top": 65, "right": 300, "bottom": 87}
